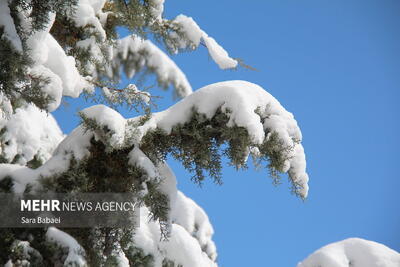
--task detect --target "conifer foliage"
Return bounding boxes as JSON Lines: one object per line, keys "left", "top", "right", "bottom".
{"left": 0, "top": 1, "right": 309, "bottom": 266}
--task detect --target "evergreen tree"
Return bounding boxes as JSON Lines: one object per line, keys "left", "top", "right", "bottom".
{"left": 0, "top": 1, "right": 310, "bottom": 266}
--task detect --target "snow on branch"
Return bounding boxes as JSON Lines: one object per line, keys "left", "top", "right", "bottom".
{"left": 79, "top": 104, "right": 127, "bottom": 149}
{"left": 0, "top": 104, "right": 64, "bottom": 166}
{"left": 148, "top": 0, "right": 166, "bottom": 22}
{"left": 148, "top": 162, "right": 217, "bottom": 262}
{"left": 171, "top": 191, "right": 217, "bottom": 261}
{"left": 133, "top": 191, "right": 217, "bottom": 267}
{"left": 298, "top": 238, "right": 400, "bottom": 267}
{"left": 111, "top": 34, "right": 192, "bottom": 97}
{"left": 21, "top": 10, "right": 93, "bottom": 111}
{"left": 137, "top": 80, "right": 309, "bottom": 198}
{"left": 0, "top": 0, "right": 23, "bottom": 52}
{"left": 169, "top": 15, "right": 238, "bottom": 69}
{"left": 5, "top": 240, "right": 43, "bottom": 266}
{"left": 71, "top": 0, "right": 108, "bottom": 42}
{"left": 46, "top": 227, "right": 87, "bottom": 266}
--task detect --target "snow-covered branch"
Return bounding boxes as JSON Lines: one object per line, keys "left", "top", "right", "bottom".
{"left": 137, "top": 80, "right": 309, "bottom": 198}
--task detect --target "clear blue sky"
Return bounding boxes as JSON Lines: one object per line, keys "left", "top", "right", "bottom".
{"left": 53, "top": 1, "right": 400, "bottom": 266}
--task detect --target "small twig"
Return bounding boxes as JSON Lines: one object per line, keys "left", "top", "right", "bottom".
{"left": 235, "top": 58, "right": 258, "bottom": 71}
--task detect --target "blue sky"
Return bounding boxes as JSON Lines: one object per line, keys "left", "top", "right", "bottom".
{"left": 53, "top": 1, "right": 400, "bottom": 266}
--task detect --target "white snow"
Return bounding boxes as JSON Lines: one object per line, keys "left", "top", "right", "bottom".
{"left": 159, "top": 223, "right": 217, "bottom": 267}
{"left": 0, "top": 92, "right": 13, "bottom": 117}
{"left": 124, "top": 161, "right": 216, "bottom": 266}
{"left": 0, "top": 104, "right": 64, "bottom": 165}
{"left": 29, "top": 31, "right": 92, "bottom": 111}
{"left": 0, "top": 163, "right": 37, "bottom": 193}
{"left": 76, "top": 36, "right": 106, "bottom": 75}
{"left": 72, "top": 0, "right": 107, "bottom": 41}
{"left": 171, "top": 191, "right": 217, "bottom": 261}
{"left": 44, "top": 34, "right": 91, "bottom": 98}
{"left": 128, "top": 147, "right": 158, "bottom": 181}
{"left": 172, "top": 15, "right": 238, "bottom": 69}
{"left": 133, "top": 190, "right": 217, "bottom": 267}
{"left": 115, "top": 251, "right": 130, "bottom": 267}
{"left": 148, "top": 0, "right": 165, "bottom": 21}
{"left": 173, "top": 15, "right": 203, "bottom": 47}
{"left": 62, "top": 1, "right": 111, "bottom": 77}
{"left": 46, "top": 227, "right": 87, "bottom": 266}
{"left": 28, "top": 65, "right": 63, "bottom": 111}
{"left": 298, "top": 238, "right": 400, "bottom": 267}
{"left": 80, "top": 104, "right": 127, "bottom": 147}
{"left": 52, "top": 126, "right": 94, "bottom": 162}
{"left": 115, "top": 35, "right": 193, "bottom": 97}
{"left": 202, "top": 35, "right": 238, "bottom": 69}
{"left": 0, "top": 0, "right": 23, "bottom": 52}
{"left": 6, "top": 240, "right": 41, "bottom": 266}
{"left": 0, "top": 124, "right": 93, "bottom": 193}
{"left": 17, "top": 6, "right": 92, "bottom": 111}
{"left": 125, "top": 159, "right": 218, "bottom": 264}
{"left": 157, "top": 162, "right": 178, "bottom": 212}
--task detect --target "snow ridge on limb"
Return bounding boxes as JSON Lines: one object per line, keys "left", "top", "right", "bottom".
{"left": 20, "top": 8, "right": 93, "bottom": 111}
{"left": 171, "top": 192, "right": 217, "bottom": 261}
{"left": 137, "top": 80, "right": 309, "bottom": 198}
{"left": 298, "top": 238, "right": 400, "bottom": 267}
{"left": 169, "top": 15, "right": 238, "bottom": 69}
{"left": 4, "top": 240, "right": 43, "bottom": 266}
{"left": 132, "top": 192, "right": 217, "bottom": 267}
{"left": 0, "top": 126, "right": 92, "bottom": 194}
{"left": 122, "top": 161, "right": 217, "bottom": 266}
{"left": 46, "top": 227, "right": 87, "bottom": 266}
{"left": 111, "top": 35, "right": 192, "bottom": 97}
{"left": 0, "top": 104, "right": 64, "bottom": 166}
{"left": 0, "top": 0, "right": 23, "bottom": 52}
{"left": 156, "top": 162, "right": 217, "bottom": 262}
